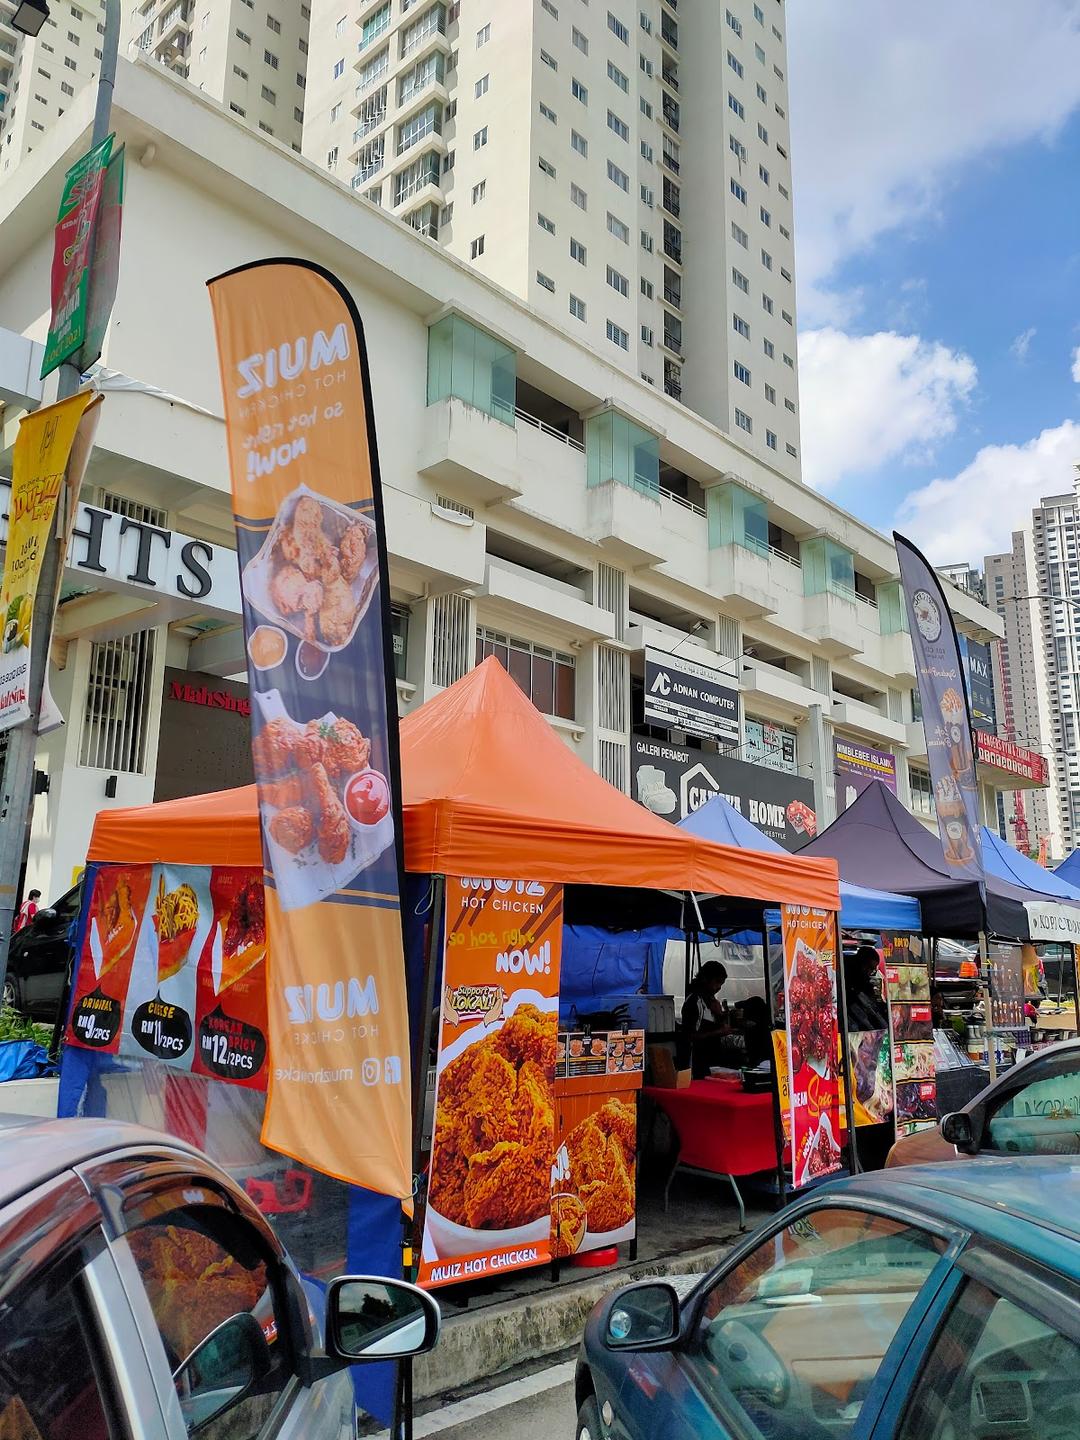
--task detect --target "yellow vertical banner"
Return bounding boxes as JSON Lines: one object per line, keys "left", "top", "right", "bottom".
{"left": 207, "top": 260, "right": 412, "bottom": 1201}
{"left": 0, "top": 391, "right": 95, "bottom": 733}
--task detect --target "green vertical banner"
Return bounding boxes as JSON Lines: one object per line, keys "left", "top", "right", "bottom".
{"left": 41, "top": 133, "right": 114, "bottom": 379}
{"left": 80, "top": 144, "right": 125, "bottom": 371}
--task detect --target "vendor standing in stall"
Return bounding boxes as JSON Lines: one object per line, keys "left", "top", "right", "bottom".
{"left": 846, "top": 945, "right": 888, "bottom": 1032}
{"left": 680, "top": 961, "right": 733, "bottom": 1077}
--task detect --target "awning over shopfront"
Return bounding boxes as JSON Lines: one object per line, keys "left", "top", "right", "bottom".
{"left": 88, "top": 656, "right": 840, "bottom": 912}
{"left": 678, "top": 795, "right": 921, "bottom": 933}
{"left": 802, "top": 781, "right": 1080, "bottom": 941}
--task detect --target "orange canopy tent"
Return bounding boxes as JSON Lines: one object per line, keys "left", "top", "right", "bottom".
{"left": 87, "top": 657, "right": 838, "bottom": 912}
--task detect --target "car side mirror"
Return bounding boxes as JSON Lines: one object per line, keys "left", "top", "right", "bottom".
{"left": 326, "top": 1277, "right": 441, "bottom": 1362}
{"left": 604, "top": 1281, "right": 680, "bottom": 1351}
{"left": 173, "top": 1311, "right": 271, "bottom": 1433}
{"left": 940, "top": 1111, "right": 976, "bottom": 1153}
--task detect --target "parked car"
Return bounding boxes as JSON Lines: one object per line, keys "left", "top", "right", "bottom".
{"left": 1, "top": 879, "right": 83, "bottom": 1017}
{"left": 886, "top": 1036, "right": 1080, "bottom": 1166}
{"left": 0, "top": 1115, "right": 439, "bottom": 1438}
{"left": 575, "top": 1156, "right": 1080, "bottom": 1440}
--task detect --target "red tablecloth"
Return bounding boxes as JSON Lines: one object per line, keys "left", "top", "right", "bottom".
{"left": 643, "top": 1077, "right": 778, "bottom": 1177}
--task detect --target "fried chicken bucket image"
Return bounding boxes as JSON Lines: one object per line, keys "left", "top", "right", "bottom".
{"left": 212, "top": 874, "right": 267, "bottom": 993}
{"left": 425, "top": 1002, "right": 558, "bottom": 1258}
{"left": 242, "top": 485, "right": 378, "bottom": 653}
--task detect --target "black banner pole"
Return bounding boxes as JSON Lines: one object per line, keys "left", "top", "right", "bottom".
{"left": 834, "top": 924, "right": 860, "bottom": 1175}
{"left": 763, "top": 920, "right": 788, "bottom": 1210}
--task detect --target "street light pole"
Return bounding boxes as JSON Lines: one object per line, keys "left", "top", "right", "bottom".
{"left": 0, "top": 0, "right": 121, "bottom": 1004}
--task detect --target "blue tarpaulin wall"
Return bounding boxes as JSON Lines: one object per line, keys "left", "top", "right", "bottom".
{"left": 57, "top": 862, "right": 402, "bottom": 1427}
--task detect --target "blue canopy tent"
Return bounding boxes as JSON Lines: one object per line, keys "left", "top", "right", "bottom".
{"left": 679, "top": 796, "right": 922, "bottom": 932}
{"left": 984, "top": 827, "right": 1080, "bottom": 900}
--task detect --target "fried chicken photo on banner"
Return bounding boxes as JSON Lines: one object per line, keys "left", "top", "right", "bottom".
{"left": 253, "top": 712, "right": 377, "bottom": 866}
{"left": 428, "top": 1004, "right": 558, "bottom": 1232}
{"left": 561, "top": 1099, "right": 636, "bottom": 1237}
{"left": 260, "top": 491, "right": 375, "bottom": 649}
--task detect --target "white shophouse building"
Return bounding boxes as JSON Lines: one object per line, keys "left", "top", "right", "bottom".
{"left": 0, "top": 61, "right": 1028, "bottom": 901}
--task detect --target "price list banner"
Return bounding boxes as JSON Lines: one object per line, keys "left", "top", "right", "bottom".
{"left": 66, "top": 862, "right": 269, "bottom": 1090}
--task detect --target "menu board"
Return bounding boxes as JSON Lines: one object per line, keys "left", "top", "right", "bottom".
{"left": 882, "top": 936, "right": 937, "bottom": 1136}
{"left": 557, "top": 1029, "right": 645, "bottom": 1079}
{"left": 988, "top": 941, "right": 1026, "bottom": 1031}
{"left": 66, "top": 863, "right": 269, "bottom": 1090}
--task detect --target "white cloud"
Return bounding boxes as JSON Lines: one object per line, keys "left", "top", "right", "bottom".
{"left": 798, "top": 329, "right": 977, "bottom": 491}
{"left": 896, "top": 421, "right": 1080, "bottom": 564}
{"left": 1011, "top": 327, "right": 1037, "bottom": 363}
{"left": 788, "top": 2, "right": 1080, "bottom": 322}
{"left": 1072, "top": 345, "right": 1080, "bottom": 384}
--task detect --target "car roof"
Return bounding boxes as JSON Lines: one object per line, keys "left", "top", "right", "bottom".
{"left": 0, "top": 1114, "right": 208, "bottom": 1211}
{"left": 842, "top": 1157, "right": 1080, "bottom": 1279}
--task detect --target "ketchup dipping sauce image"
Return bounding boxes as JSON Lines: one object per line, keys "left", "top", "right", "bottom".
{"left": 345, "top": 768, "right": 390, "bottom": 825}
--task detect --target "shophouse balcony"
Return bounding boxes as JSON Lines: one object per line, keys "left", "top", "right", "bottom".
{"left": 586, "top": 480, "right": 664, "bottom": 567}
{"left": 419, "top": 396, "right": 522, "bottom": 504}
{"left": 740, "top": 655, "right": 820, "bottom": 714}
{"left": 481, "top": 556, "right": 615, "bottom": 642}
{"left": 383, "top": 485, "right": 486, "bottom": 591}
{"left": 831, "top": 696, "right": 907, "bottom": 747}
{"left": 709, "top": 542, "right": 781, "bottom": 619}
{"left": 802, "top": 588, "right": 863, "bottom": 657}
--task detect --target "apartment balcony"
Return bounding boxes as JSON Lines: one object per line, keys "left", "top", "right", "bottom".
{"left": 802, "top": 588, "right": 864, "bottom": 658}
{"left": 585, "top": 480, "right": 664, "bottom": 568}
{"left": 660, "top": 16, "right": 679, "bottom": 51}
{"left": 400, "top": 7, "right": 448, "bottom": 63}
{"left": 392, "top": 173, "right": 441, "bottom": 212}
{"left": 740, "top": 657, "right": 820, "bottom": 717}
{"left": 354, "top": 57, "right": 390, "bottom": 93}
{"left": 481, "top": 556, "right": 615, "bottom": 643}
{"left": 419, "top": 396, "right": 523, "bottom": 505}
{"left": 708, "top": 543, "right": 780, "bottom": 619}
{"left": 831, "top": 697, "right": 907, "bottom": 748}
{"left": 383, "top": 484, "right": 487, "bottom": 591}
{"left": 358, "top": 12, "right": 392, "bottom": 54}
{"left": 158, "top": 3, "right": 190, "bottom": 47}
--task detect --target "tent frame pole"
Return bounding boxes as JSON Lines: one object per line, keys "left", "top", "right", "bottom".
{"left": 834, "top": 924, "right": 860, "bottom": 1175}
{"left": 762, "top": 919, "right": 788, "bottom": 1210}
{"left": 411, "top": 874, "right": 445, "bottom": 1249}
{"left": 979, "top": 930, "right": 996, "bottom": 1083}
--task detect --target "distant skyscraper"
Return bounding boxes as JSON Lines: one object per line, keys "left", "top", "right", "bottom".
{"left": 0, "top": 0, "right": 106, "bottom": 177}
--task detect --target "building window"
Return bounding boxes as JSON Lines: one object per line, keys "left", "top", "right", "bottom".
{"left": 607, "top": 159, "right": 629, "bottom": 191}
{"left": 476, "top": 22, "right": 490, "bottom": 46}
{"left": 261, "top": 85, "right": 276, "bottom": 103}
{"left": 264, "top": 49, "right": 278, "bottom": 68}
{"left": 641, "top": 229, "right": 654, "bottom": 253}
{"left": 266, "top": 13, "right": 280, "bottom": 33}
{"left": 332, "top": 57, "right": 344, "bottom": 77}
{"left": 335, "top": 14, "right": 347, "bottom": 35}
{"left": 472, "top": 179, "right": 486, "bottom": 202}
{"left": 230, "top": 102, "right": 246, "bottom": 115}
{"left": 607, "top": 264, "right": 629, "bottom": 296}
{"left": 728, "top": 92, "right": 744, "bottom": 120}
{"left": 728, "top": 51, "right": 743, "bottom": 78}
{"left": 757, "top": 82, "right": 768, "bottom": 103}
{"left": 730, "top": 179, "right": 747, "bottom": 204}
{"left": 761, "top": 248, "right": 773, "bottom": 270}
{"left": 785, "top": 397, "right": 796, "bottom": 413}
{"left": 608, "top": 11, "right": 629, "bottom": 44}
{"left": 540, "top": 48, "right": 558, "bottom": 70}
{"left": 475, "top": 72, "right": 489, "bottom": 96}
{"left": 60, "top": 81, "right": 74, "bottom": 96}
{"left": 329, "top": 100, "right": 340, "bottom": 121}
{"left": 734, "top": 408, "right": 752, "bottom": 434}
{"left": 732, "top": 221, "right": 748, "bottom": 248}
{"left": 572, "top": 76, "right": 588, "bottom": 103}
{"left": 640, "top": 183, "right": 654, "bottom": 206}
{"left": 909, "top": 767, "right": 934, "bottom": 817}
{"left": 762, "top": 293, "right": 774, "bottom": 314}
{"left": 573, "top": 27, "right": 588, "bottom": 53}
{"left": 640, "top": 97, "right": 653, "bottom": 119}
{"left": 570, "top": 294, "right": 586, "bottom": 321}
{"left": 327, "top": 146, "right": 338, "bottom": 167}
{"left": 607, "top": 320, "right": 629, "bottom": 350}
{"left": 537, "top": 271, "right": 556, "bottom": 292}
{"left": 641, "top": 277, "right": 654, "bottom": 299}
{"left": 539, "top": 100, "right": 557, "bottom": 122}
{"left": 733, "top": 314, "right": 750, "bottom": 338}
{"left": 258, "top": 122, "right": 274, "bottom": 134}
{"left": 727, "top": 8, "right": 744, "bottom": 35}
{"left": 541, "top": 0, "right": 558, "bottom": 15}
{"left": 476, "top": 629, "right": 576, "bottom": 720}
{"left": 236, "top": 28, "right": 250, "bottom": 42}
{"left": 539, "top": 156, "right": 557, "bottom": 177}
{"left": 80, "top": 632, "right": 156, "bottom": 773}
{"left": 470, "top": 235, "right": 485, "bottom": 258}
{"left": 607, "top": 108, "right": 629, "bottom": 141}
{"left": 473, "top": 126, "right": 488, "bottom": 149}
{"left": 608, "top": 60, "right": 628, "bottom": 92}
{"left": 783, "top": 352, "right": 794, "bottom": 368}
{"left": 782, "top": 309, "right": 794, "bottom": 325}
{"left": 729, "top": 134, "right": 747, "bottom": 162}
{"left": 764, "top": 382, "right": 776, "bottom": 403}
{"left": 754, "top": 3, "right": 765, "bottom": 20}
{"left": 570, "top": 237, "right": 586, "bottom": 263}
{"left": 641, "top": 324, "right": 654, "bottom": 346}
{"left": 732, "top": 267, "right": 749, "bottom": 293}
{"left": 571, "top": 181, "right": 587, "bottom": 210}
{"left": 571, "top": 129, "right": 587, "bottom": 156}
{"left": 734, "top": 361, "right": 751, "bottom": 386}
{"left": 760, "top": 205, "right": 771, "bottom": 227}
{"left": 641, "top": 140, "right": 654, "bottom": 161}
{"left": 64, "top": 55, "right": 78, "bottom": 68}
{"left": 538, "top": 212, "right": 556, "bottom": 234}
{"left": 607, "top": 212, "right": 629, "bottom": 243}
{"left": 766, "top": 429, "right": 777, "bottom": 450}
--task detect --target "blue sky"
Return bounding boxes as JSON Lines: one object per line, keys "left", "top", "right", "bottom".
{"left": 787, "top": 1, "right": 1080, "bottom": 563}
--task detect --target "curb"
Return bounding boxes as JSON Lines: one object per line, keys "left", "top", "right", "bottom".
{"left": 413, "top": 1237, "right": 736, "bottom": 1401}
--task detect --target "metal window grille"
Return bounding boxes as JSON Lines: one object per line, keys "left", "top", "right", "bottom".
{"left": 596, "top": 563, "right": 627, "bottom": 642}
{"left": 79, "top": 631, "right": 156, "bottom": 773}
{"left": 598, "top": 737, "right": 628, "bottom": 792}
{"left": 431, "top": 592, "right": 473, "bottom": 688}
{"left": 716, "top": 615, "right": 740, "bottom": 662}
{"left": 99, "top": 490, "right": 168, "bottom": 528}
{"left": 811, "top": 655, "right": 831, "bottom": 695}
{"left": 597, "top": 643, "right": 629, "bottom": 734}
